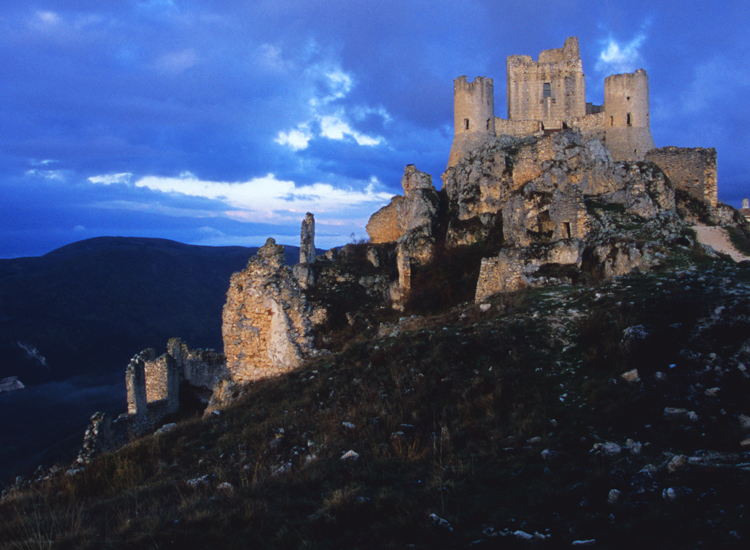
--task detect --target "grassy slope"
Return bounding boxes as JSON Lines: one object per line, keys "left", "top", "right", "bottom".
{"left": 2, "top": 247, "right": 750, "bottom": 549}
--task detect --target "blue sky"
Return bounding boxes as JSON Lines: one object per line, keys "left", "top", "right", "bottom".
{"left": 2, "top": 0, "right": 749, "bottom": 257}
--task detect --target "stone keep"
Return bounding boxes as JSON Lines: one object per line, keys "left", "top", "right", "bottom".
{"left": 448, "top": 37, "right": 656, "bottom": 167}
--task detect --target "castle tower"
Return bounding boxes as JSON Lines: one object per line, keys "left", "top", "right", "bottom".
{"left": 603, "top": 69, "right": 655, "bottom": 161}
{"left": 447, "top": 76, "right": 495, "bottom": 167}
{"left": 506, "top": 36, "right": 586, "bottom": 129}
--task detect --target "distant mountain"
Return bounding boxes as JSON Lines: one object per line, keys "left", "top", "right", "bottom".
{"left": 0, "top": 237, "right": 286, "bottom": 386}
{"left": 0, "top": 237, "right": 305, "bottom": 481}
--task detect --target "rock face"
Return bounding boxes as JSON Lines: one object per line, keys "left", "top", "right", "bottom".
{"left": 222, "top": 238, "right": 315, "bottom": 384}
{"left": 442, "top": 130, "right": 675, "bottom": 248}
{"left": 392, "top": 166, "right": 440, "bottom": 304}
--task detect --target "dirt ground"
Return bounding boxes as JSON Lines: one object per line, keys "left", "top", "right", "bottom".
{"left": 694, "top": 224, "right": 750, "bottom": 262}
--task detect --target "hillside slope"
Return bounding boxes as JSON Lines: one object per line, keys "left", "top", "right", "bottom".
{"left": 3, "top": 246, "right": 749, "bottom": 549}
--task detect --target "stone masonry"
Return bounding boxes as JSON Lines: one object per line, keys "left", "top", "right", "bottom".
{"left": 449, "top": 37, "right": 655, "bottom": 166}
{"left": 222, "top": 238, "right": 315, "bottom": 384}
{"left": 645, "top": 146, "right": 718, "bottom": 207}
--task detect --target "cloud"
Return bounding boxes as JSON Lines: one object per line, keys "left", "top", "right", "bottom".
{"left": 153, "top": 49, "right": 199, "bottom": 74}
{"left": 681, "top": 56, "right": 750, "bottom": 114}
{"left": 25, "top": 169, "right": 66, "bottom": 181}
{"left": 596, "top": 33, "right": 647, "bottom": 74}
{"left": 89, "top": 172, "right": 393, "bottom": 225}
{"left": 274, "top": 46, "right": 387, "bottom": 151}
{"left": 36, "top": 11, "right": 61, "bottom": 26}
{"left": 88, "top": 173, "right": 133, "bottom": 185}
{"left": 275, "top": 126, "right": 313, "bottom": 151}
{"left": 319, "top": 115, "right": 383, "bottom": 146}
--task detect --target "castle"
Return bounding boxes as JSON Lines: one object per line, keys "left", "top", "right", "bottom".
{"left": 448, "top": 37, "right": 655, "bottom": 167}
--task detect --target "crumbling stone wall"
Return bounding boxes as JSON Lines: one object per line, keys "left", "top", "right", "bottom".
{"left": 645, "top": 147, "right": 717, "bottom": 207}
{"left": 300, "top": 212, "right": 316, "bottom": 264}
{"left": 449, "top": 37, "right": 658, "bottom": 166}
{"left": 222, "top": 238, "right": 315, "bottom": 384}
{"left": 475, "top": 239, "right": 584, "bottom": 301}
{"left": 366, "top": 196, "right": 404, "bottom": 243}
{"left": 506, "top": 37, "right": 587, "bottom": 125}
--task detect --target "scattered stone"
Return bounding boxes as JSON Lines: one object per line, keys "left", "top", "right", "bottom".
{"left": 572, "top": 540, "right": 596, "bottom": 546}
{"left": 704, "top": 387, "right": 721, "bottom": 397}
{"left": 625, "top": 439, "right": 642, "bottom": 455}
{"left": 620, "top": 369, "right": 640, "bottom": 383}
{"left": 740, "top": 438, "right": 750, "bottom": 448}
{"left": 592, "top": 442, "right": 622, "bottom": 456}
{"left": 667, "top": 455, "right": 688, "bottom": 473}
{"left": 217, "top": 482, "right": 234, "bottom": 495}
{"left": 513, "top": 530, "right": 534, "bottom": 540}
{"left": 620, "top": 325, "right": 649, "bottom": 353}
{"left": 607, "top": 489, "right": 621, "bottom": 505}
{"left": 429, "top": 513, "right": 453, "bottom": 531}
{"left": 341, "top": 450, "right": 360, "bottom": 461}
{"left": 342, "top": 422, "right": 355, "bottom": 429}
{"left": 155, "top": 423, "right": 177, "bottom": 436}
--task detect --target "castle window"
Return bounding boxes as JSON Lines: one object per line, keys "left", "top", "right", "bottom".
{"left": 486, "top": 119, "right": 491, "bottom": 131}
{"left": 543, "top": 82, "right": 551, "bottom": 98}
{"left": 626, "top": 113, "right": 632, "bottom": 126}
{"left": 464, "top": 118, "right": 470, "bottom": 130}
{"left": 610, "top": 116, "right": 614, "bottom": 127}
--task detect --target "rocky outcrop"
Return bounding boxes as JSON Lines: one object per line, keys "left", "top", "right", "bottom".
{"left": 391, "top": 166, "right": 440, "bottom": 304}
{"left": 222, "top": 238, "right": 315, "bottom": 384}
{"left": 442, "top": 130, "right": 675, "bottom": 247}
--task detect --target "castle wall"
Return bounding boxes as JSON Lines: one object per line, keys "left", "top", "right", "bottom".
{"left": 645, "top": 146, "right": 718, "bottom": 207}
{"left": 506, "top": 37, "right": 586, "bottom": 126}
{"left": 495, "top": 118, "right": 541, "bottom": 137}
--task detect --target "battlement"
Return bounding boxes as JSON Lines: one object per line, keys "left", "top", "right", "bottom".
{"left": 449, "top": 37, "right": 656, "bottom": 166}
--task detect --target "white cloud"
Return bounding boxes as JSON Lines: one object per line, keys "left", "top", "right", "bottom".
{"left": 88, "top": 173, "right": 133, "bottom": 185}
{"left": 596, "top": 33, "right": 646, "bottom": 74}
{"left": 274, "top": 50, "right": 388, "bottom": 151}
{"left": 36, "top": 11, "right": 61, "bottom": 25}
{"left": 153, "top": 49, "right": 198, "bottom": 74}
{"left": 319, "top": 115, "right": 383, "bottom": 146}
{"left": 101, "top": 172, "right": 394, "bottom": 226}
{"left": 275, "top": 126, "right": 313, "bottom": 150}
{"left": 25, "top": 169, "right": 66, "bottom": 181}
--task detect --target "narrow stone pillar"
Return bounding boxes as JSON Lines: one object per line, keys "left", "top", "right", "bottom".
{"left": 300, "top": 213, "right": 316, "bottom": 264}
{"left": 126, "top": 351, "right": 150, "bottom": 416}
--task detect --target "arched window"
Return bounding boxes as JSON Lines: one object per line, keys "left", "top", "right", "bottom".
{"left": 626, "top": 113, "right": 632, "bottom": 126}
{"left": 543, "top": 82, "right": 551, "bottom": 98}
{"left": 464, "top": 118, "right": 470, "bottom": 130}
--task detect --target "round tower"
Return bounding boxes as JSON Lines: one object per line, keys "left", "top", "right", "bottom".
{"left": 448, "top": 76, "right": 495, "bottom": 167}
{"left": 453, "top": 76, "right": 495, "bottom": 137}
{"left": 604, "top": 69, "right": 654, "bottom": 160}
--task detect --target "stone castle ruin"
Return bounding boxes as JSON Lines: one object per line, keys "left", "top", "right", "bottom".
{"left": 79, "top": 37, "right": 744, "bottom": 461}
{"left": 449, "top": 37, "right": 654, "bottom": 166}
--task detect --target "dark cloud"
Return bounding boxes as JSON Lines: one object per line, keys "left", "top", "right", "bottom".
{"left": 1, "top": 1, "right": 748, "bottom": 258}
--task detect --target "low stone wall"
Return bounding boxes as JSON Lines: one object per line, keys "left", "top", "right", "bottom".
{"left": 645, "top": 146, "right": 717, "bottom": 207}
{"left": 475, "top": 239, "right": 584, "bottom": 302}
